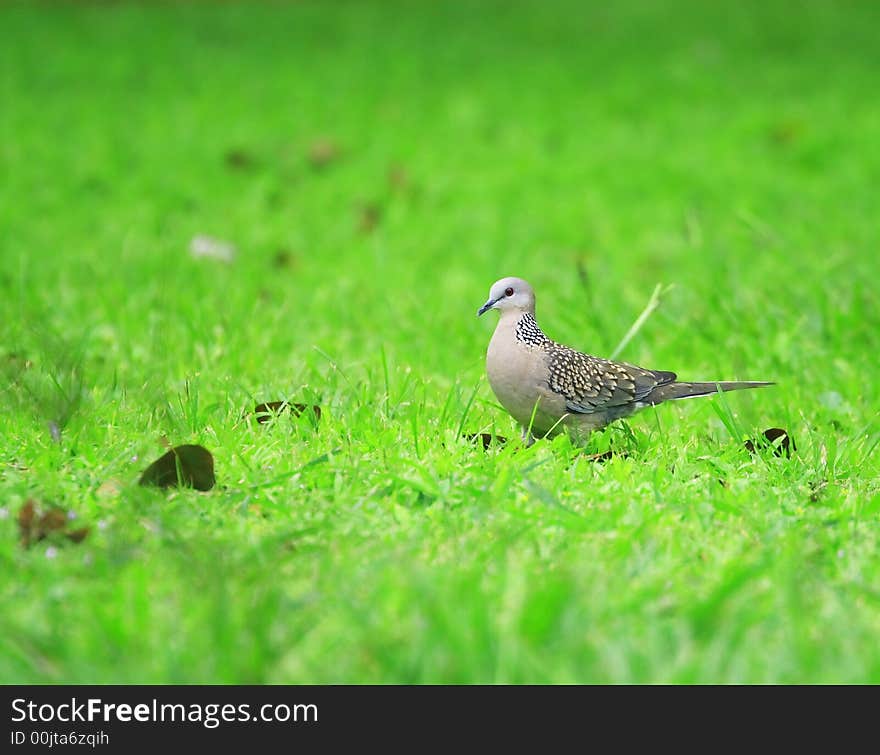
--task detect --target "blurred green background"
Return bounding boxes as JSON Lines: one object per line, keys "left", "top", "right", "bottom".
{"left": 1, "top": 0, "right": 879, "bottom": 683}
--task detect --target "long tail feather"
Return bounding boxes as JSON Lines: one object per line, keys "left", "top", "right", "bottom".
{"left": 647, "top": 380, "right": 774, "bottom": 404}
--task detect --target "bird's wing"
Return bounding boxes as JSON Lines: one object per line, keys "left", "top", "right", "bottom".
{"left": 545, "top": 344, "right": 677, "bottom": 413}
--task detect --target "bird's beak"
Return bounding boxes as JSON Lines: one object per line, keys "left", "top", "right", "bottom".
{"left": 477, "top": 297, "right": 499, "bottom": 316}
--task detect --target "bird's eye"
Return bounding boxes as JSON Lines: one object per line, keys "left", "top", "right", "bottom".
{"left": 504, "top": 287, "right": 514, "bottom": 297}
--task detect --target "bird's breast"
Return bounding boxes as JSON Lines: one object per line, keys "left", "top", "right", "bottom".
{"left": 486, "top": 321, "right": 561, "bottom": 429}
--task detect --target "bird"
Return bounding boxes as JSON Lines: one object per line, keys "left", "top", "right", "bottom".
{"left": 477, "top": 276, "right": 773, "bottom": 445}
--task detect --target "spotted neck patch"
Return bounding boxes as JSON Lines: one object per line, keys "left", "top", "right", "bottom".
{"left": 515, "top": 313, "right": 551, "bottom": 347}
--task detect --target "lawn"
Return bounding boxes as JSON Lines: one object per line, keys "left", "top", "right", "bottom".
{"left": 1, "top": 0, "right": 879, "bottom": 683}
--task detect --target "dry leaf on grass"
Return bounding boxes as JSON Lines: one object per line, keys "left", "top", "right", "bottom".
{"left": 744, "top": 428, "right": 795, "bottom": 458}
{"left": 138, "top": 444, "right": 216, "bottom": 491}
{"left": 18, "top": 499, "right": 90, "bottom": 548}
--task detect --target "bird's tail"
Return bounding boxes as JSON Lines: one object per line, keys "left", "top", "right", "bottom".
{"left": 648, "top": 380, "right": 774, "bottom": 404}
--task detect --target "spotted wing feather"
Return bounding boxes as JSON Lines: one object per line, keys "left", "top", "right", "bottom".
{"left": 546, "top": 344, "right": 676, "bottom": 414}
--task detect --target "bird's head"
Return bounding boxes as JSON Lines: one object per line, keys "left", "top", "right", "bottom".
{"left": 478, "top": 276, "right": 536, "bottom": 317}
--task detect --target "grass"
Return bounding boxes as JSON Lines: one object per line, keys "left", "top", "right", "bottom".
{"left": 1, "top": 0, "right": 879, "bottom": 684}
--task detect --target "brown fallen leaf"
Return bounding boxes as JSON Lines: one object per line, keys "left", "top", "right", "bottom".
{"left": 744, "top": 428, "right": 795, "bottom": 458}
{"left": 254, "top": 401, "right": 322, "bottom": 425}
{"left": 769, "top": 121, "right": 804, "bottom": 147}
{"left": 357, "top": 202, "right": 382, "bottom": 234}
{"left": 463, "top": 433, "right": 508, "bottom": 450}
{"left": 18, "top": 499, "right": 35, "bottom": 533}
{"left": 66, "top": 527, "right": 90, "bottom": 543}
{"left": 138, "top": 444, "right": 216, "bottom": 491}
{"left": 272, "top": 249, "right": 295, "bottom": 269}
{"left": 18, "top": 499, "right": 90, "bottom": 548}
{"left": 388, "top": 164, "right": 411, "bottom": 192}
{"left": 224, "top": 148, "right": 257, "bottom": 171}
{"left": 308, "top": 138, "right": 341, "bottom": 170}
